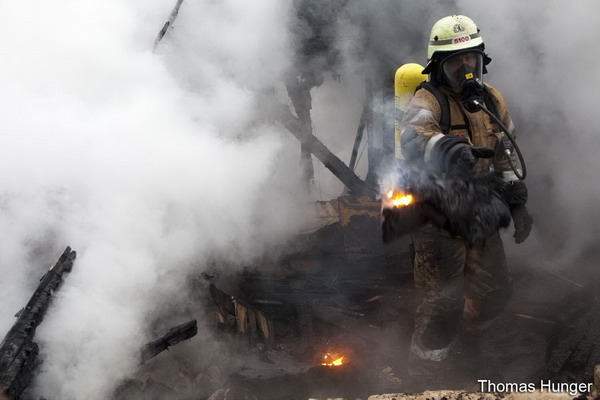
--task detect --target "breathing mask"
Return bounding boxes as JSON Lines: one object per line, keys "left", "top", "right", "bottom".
{"left": 440, "top": 50, "right": 485, "bottom": 112}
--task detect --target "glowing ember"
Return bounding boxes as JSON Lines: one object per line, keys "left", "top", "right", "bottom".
{"left": 321, "top": 353, "right": 345, "bottom": 367}
{"left": 386, "top": 190, "right": 414, "bottom": 208}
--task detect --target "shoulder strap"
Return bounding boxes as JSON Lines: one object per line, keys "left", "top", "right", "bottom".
{"left": 483, "top": 86, "right": 501, "bottom": 122}
{"left": 416, "top": 82, "right": 501, "bottom": 136}
{"left": 416, "top": 81, "right": 450, "bottom": 134}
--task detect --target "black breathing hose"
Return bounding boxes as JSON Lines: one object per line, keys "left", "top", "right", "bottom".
{"left": 472, "top": 99, "right": 527, "bottom": 180}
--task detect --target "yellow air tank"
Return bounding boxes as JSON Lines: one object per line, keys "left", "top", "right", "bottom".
{"left": 394, "top": 63, "right": 426, "bottom": 159}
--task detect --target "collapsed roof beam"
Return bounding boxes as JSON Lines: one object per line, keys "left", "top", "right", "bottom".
{"left": 277, "top": 105, "right": 377, "bottom": 198}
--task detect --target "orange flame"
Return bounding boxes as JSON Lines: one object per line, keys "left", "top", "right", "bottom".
{"left": 386, "top": 190, "right": 414, "bottom": 208}
{"left": 321, "top": 353, "right": 345, "bottom": 367}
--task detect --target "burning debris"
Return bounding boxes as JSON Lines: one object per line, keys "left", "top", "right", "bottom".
{"left": 197, "top": 199, "right": 600, "bottom": 399}
{"left": 380, "top": 166, "right": 511, "bottom": 246}
{"left": 384, "top": 190, "right": 414, "bottom": 209}
{"left": 320, "top": 353, "right": 346, "bottom": 367}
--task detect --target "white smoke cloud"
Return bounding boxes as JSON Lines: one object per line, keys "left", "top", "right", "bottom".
{"left": 0, "top": 0, "right": 314, "bottom": 398}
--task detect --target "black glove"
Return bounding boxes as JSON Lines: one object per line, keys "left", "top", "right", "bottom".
{"left": 433, "top": 135, "right": 495, "bottom": 174}
{"left": 510, "top": 204, "right": 533, "bottom": 243}
{"left": 460, "top": 79, "right": 485, "bottom": 113}
{"left": 503, "top": 181, "right": 533, "bottom": 243}
{"left": 503, "top": 180, "right": 528, "bottom": 205}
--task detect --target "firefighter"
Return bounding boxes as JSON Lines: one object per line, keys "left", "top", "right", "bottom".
{"left": 399, "top": 15, "right": 533, "bottom": 378}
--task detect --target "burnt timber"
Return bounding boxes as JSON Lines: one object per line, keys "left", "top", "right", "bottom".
{"left": 140, "top": 320, "right": 198, "bottom": 365}
{"left": 276, "top": 104, "right": 377, "bottom": 198}
{"left": 0, "top": 247, "right": 76, "bottom": 400}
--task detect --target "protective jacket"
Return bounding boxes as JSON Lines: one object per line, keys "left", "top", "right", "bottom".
{"left": 400, "top": 83, "right": 517, "bottom": 180}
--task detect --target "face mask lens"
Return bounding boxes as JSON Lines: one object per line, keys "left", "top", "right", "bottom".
{"left": 441, "top": 51, "right": 483, "bottom": 92}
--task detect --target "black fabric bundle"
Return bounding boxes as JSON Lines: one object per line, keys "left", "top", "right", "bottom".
{"left": 382, "top": 166, "right": 511, "bottom": 247}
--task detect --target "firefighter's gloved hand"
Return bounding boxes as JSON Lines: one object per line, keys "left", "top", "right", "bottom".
{"left": 452, "top": 145, "right": 477, "bottom": 173}
{"left": 510, "top": 204, "right": 533, "bottom": 243}
{"left": 503, "top": 180, "right": 528, "bottom": 205}
{"left": 433, "top": 135, "right": 494, "bottom": 174}
{"left": 503, "top": 181, "right": 532, "bottom": 243}
{"left": 452, "top": 146, "right": 496, "bottom": 173}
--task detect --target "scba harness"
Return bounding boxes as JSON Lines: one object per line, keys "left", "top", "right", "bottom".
{"left": 416, "top": 81, "right": 501, "bottom": 137}
{"left": 415, "top": 80, "right": 527, "bottom": 182}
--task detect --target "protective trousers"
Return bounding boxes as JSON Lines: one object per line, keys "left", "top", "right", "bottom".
{"left": 408, "top": 223, "right": 512, "bottom": 376}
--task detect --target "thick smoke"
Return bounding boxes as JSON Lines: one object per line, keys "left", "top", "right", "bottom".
{"left": 2, "top": 0, "right": 598, "bottom": 398}
{"left": 0, "top": 1, "right": 314, "bottom": 398}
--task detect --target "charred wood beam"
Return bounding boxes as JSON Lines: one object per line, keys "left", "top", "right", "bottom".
{"left": 140, "top": 320, "right": 198, "bottom": 365}
{"left": 364, "top": 78, "right": 378, "bottom": 185}
{"left": 231, "top": 298, "right": 275, "bottom": 348}
{"left": 153, "top": 0, "right": 185, "bottom": 50}
{"left": 256, "top": 312, "right": 275, "bottom": 350}
{"left": 277, "top": 105, "right": 377, "bottom": 198}
{"left": 348, "top": 100, "right": 369, "bottom": 172}
{"left": 210, "top": 279, "right": 278, "bottom": 347}
{"left": 0, "top": 247, "right": 76, "bottom": 400}
{"left": 286, "top": 77, "right": 316, "bottom": 190}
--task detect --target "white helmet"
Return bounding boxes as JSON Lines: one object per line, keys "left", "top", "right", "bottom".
{"left": 423, "top": 15, "right": 491, "bottom": 93}
{"left": 427, "top": 15, "right": 483, "bottom": 60}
